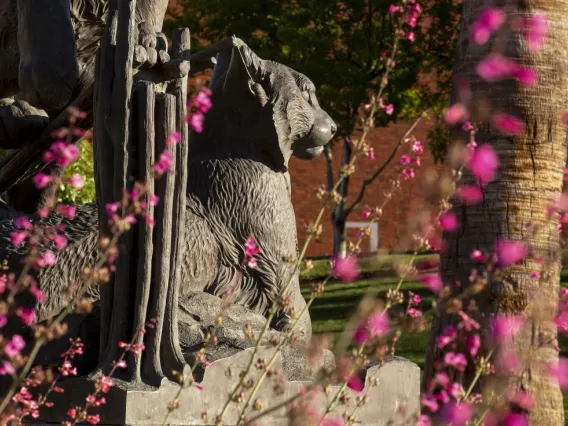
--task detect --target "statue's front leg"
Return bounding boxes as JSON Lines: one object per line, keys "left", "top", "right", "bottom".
{"left": 16, "top": 0, "right": 79, "bottom": 111}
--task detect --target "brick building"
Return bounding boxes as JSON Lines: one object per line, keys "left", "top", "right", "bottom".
{"left": 290, "top": 120, "right": 444, "bottom": 257}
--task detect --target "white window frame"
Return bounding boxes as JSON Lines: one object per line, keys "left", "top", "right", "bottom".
{"left": 345, "top": 221, "right": 378, "bottom": 253}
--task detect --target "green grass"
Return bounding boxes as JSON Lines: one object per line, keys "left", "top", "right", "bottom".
{"left": 299, "top": 254, "right": 568, "bottom": 415}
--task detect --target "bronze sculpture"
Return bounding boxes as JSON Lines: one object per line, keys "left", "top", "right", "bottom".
{"left": 0, "top": 33, "right": 335, "bottom": 376}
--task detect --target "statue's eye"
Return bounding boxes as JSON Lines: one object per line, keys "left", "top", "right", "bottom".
{"left": 301, "top": 91, "right": 310, "bottom": 102}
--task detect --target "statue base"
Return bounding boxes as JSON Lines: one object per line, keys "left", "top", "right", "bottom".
{"left": 28, "top": 347, "right": 420, "bottom": 426}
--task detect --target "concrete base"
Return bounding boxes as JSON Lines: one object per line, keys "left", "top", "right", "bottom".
{"left": 29, "top": 347, "right": 420, "bottom": 426}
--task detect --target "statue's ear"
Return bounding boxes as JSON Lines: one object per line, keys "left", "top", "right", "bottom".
{"left": 222, "top": 41, "right": 265, "bottom": 100}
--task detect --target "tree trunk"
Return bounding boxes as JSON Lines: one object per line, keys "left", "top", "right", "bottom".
{"left": 424, "top": 2, "right": 567, "bottom": 424}
{"left": 331, "top": 136, "right": 352, "bottom": 256}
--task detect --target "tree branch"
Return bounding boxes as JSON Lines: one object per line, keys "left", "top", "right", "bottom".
{"left": 344, "top": 110, "right": 429, "bottom": 216}
{"left": 324, "top": 145, "right": 334, "bottom": 190}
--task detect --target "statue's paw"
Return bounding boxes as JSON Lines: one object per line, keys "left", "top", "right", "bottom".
{"left": 18, "top": 53, "right": 79, "bottom": 112}
{"left": 0, "top": 100, "right": 49, "bottom": 149}
{"left": 134, "top": 23, "right": 170, "bottom": 69}
{"left": 133, "top": 28, "right": 189, "bottom": 85}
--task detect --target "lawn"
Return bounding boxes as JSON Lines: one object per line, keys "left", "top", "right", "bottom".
{"left": 299, "top": 254, "right": 568, "bottom": 417}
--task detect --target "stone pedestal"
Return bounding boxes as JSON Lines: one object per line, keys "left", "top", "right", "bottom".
{"left": 29, "top": 347, "right": 420, "bottom": 426}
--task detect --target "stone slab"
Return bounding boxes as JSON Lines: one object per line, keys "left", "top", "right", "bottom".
{"left": 29, "top": 347, "right": 420, "bottom": 426}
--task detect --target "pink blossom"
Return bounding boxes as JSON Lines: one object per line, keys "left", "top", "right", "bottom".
{"left": 550, "top": 357, "right": 568, "bottom": 389}
{"left": 447, "top": 382, "right": 462, "bottom": 399}
{"left": 470, "top": 8, "right": 505, "bottom": 45}
{"left": 11, "top": 231, "right": 28, "bottom": 247}
{"left": 153, "top": 151, "right": 174, "bottom": 175}
{"left": 56, "top": 204, "right": 76, "bottom": 219}
{"left": 353, "top": 327, "right": 369, "bottom": 344}
{"left": 408, "top": 308, "right": 421, "bottom": 318}
{"left": 419, "top": 273, "right": 443, "bottom": 293}
{"left": 412, "top": 140, "right": 424, "bottom": 154}
{"left": 530, "top": 271, "right": 540, "bottom": 279}
{"left": 407, "top": 12, "right": 418, "bottom": 28}
{"left": 362, "top": 210, "right": 371, "bottom": 219}
{"left": 166, "top": 132, "right": 181, "bottom": 146}
{"left": 347, "top": 374, "right": 364, "bottom": 391}
{"left": 513, "top": 67, "right": 538, "bottom": 87}
{"left": 490, "top": 315, "right": 524, "bottom": 341}
{"left": 466, "top": 334, "right": 480, "bottom": 357}
{"left": 400, "top": 155, "right": 410, "bottom": 165}
{"left": 388, "top": 4, "right": 402, "bottom": 14}
{"left": 503, "top": 413, "right": 528, "bottom": 426}
{"left": 411, "top": 157, "right": 421, "bottom": 166}
{"left": 331, "top": 255, "right": 360, "bottom": 282}
{"left": 495, "top": 239, "right": 528, "bottom": 267}
{"left": 57, "top": 144, "right": 79, "bottom": 167}
{"left": 50, "top": 233, "right": 68, "bottom": 250}
{"left": 470, "top": 144, "right": 498, "bottom": 185}
{"left": 441, "top": 402, "right": 472, "bottom": 426}
{"left": 33, "top": 172, "right": 52, "bottom": 189}
{"left": 384, "top": 104, "right": 394, "bottom": 115}
{"left": 402, "top": 168, "right": 415, "bottom": 179}
{"left": 368, "top": 311, "right": 389, "bottom": 337}
{"left": 416, "top": 415, "right": 431, "bottom": 426}
{"left": 5, "top": 334, "right": 25, "bottom": 358}
{"left": 435, "top": 372, "right": 450, "bottom": 387}
{"left": 16, "top": 308, "right": 36, "bottom": 325}
{"left": 38, "top": 207, "right": 49, "bottom": 219}
{"left": 444, "top": 352, "right": 467, "bottom": 371}
{"left": 421, "top": 393, "right": 439, "bottom": 413}
{"left": 14, "top": 216, "right": 32, "bottom": 230}
{"left": 195, "top": 91, "right": 212, "bottom": 114}
{"left": 37, "top": 250, "right": 57, "bottom": 268}
{"left": 405, "top": 32, "right": 415, "bottom": 42}
{"left": 456, "top": 185, "right": 484, "bottom": 204}
{"left": 0, "top": 315, "right": 6, "bottom": 328}
{"left": 410, "top": 294, "right": 421, "bottom": 306}
{"left": 492, "top": 113, "right": 526, "bottom": 135}
{"left": 68, "top": 173, "right": 85, "bottom": 189}
{"left": 87, "top": 414, "right": 100, "bottom": 425}
{"left": 517, "top": 12, "right": 548, "bottom": 52}
{"left": 367, "top": 148, "right": 375, "bottom": 160}
{"left": 0, "top": 361, "right": 14, "bottom": 375}
{"left": 556, "top": 309, "right": 568, "bottom": 334}
{"left": 471, "top": 249, "right": 484, "bottom": 262}
{"left": 444, "top": 103, "right": 469, "bottom": 125}
{"left": 439, "top": 212, "right": 458, "bottom": 232}
{"left": 437, "top": 326, "right": 456, "bottom": 349}
{"left": 476, "top": 54, "right": 516, "bottom": 81}
{"left": 189, "top": 111, "right": 205, "bottom": 133}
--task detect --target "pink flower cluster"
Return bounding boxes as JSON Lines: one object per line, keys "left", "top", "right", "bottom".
{"left": 187, "top": 88, "right": 212, "bottom": 133}
{"left": 400, "top": 139, "right": 424, "bottom": 180}
{"left": 245, "top": 236, "right": 261, "bottom": 269}
{"left": 331, "top": 254, "right": 360, "bottom": 282}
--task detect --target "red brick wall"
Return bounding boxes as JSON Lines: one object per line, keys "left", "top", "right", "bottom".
{"left": 290, "top": 120, "right": 445, "bottom": 257}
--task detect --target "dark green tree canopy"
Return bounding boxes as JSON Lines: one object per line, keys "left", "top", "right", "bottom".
{"left": 168, "top": 0, "right": 461, "bottom": 144}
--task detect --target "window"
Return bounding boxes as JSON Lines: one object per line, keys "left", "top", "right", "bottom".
{"left": 345, "top": 221, "right": 378, "bottom": 253}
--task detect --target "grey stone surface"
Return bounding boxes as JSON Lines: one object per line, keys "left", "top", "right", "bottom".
{"left": 31, "top": 347, "right": 419, "bottom": 426}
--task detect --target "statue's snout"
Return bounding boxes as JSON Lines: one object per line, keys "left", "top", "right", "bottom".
{"left": 310, "top": 109, "right": 337, "bottom": 147}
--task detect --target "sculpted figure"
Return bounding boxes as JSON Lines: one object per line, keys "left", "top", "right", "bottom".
{"left": 0, "top": 0, "right": 170, "bottom": 149}
{"left": 0, "top": 39, "right": 335, "bottom": 369}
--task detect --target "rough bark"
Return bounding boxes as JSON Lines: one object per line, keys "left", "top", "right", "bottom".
{"left": 424, "top": 2, "right": 568, "bottom": 424}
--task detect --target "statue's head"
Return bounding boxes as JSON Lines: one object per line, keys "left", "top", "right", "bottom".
{"left": 189, "top": 37, "right": 336, "bottom": 172}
